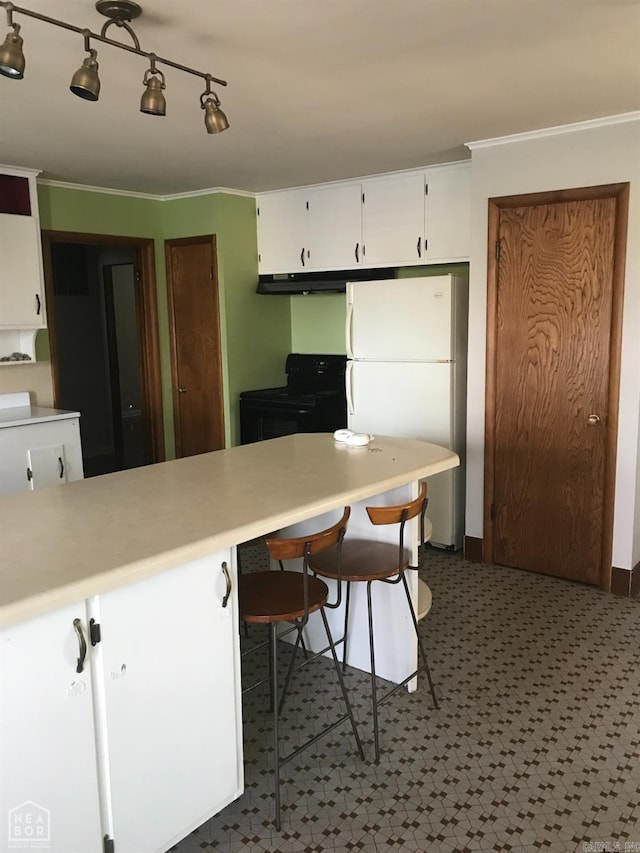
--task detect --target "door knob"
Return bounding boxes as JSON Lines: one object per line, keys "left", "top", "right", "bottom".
{"left": 587, "top": 414, "right": 601, "bottom": 426}
{"left": 178, "top": 387, "right": 188, "bottom": 394}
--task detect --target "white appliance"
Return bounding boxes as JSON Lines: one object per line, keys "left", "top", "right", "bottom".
{"left": 345, "top": 274, "right": 468, "bottom": 549}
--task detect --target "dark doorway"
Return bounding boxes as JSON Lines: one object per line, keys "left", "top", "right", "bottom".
{"left": 43, "top": 233, "right": 164, "bottom": 477}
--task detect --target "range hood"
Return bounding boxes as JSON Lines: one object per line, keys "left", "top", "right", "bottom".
{"left": 257, "top": 267, "right": 395, "bottom": 295}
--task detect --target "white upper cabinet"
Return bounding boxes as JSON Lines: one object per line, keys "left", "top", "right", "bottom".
{"left": 0, "top": 165, "right": 46, "bottom": 363}
{"left": 306, "top": 182, "right": 363, "bottom": 269}
{"left": 424, "top": 162, "right": 471, "bottom": 262}
{"left": 362, "top": 172, "right": 427, "bottom": 266}
{"left": 257, "top": 189, "right": 308, "bottom": 273}
{"left": 256, "top": 161, "right": 471, "bottom": 275}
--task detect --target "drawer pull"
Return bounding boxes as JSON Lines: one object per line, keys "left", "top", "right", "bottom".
{"left": 73, "top": 618, "right": 87, "bottom": 673}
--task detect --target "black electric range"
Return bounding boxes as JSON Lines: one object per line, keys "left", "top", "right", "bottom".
{"left": 239, "top": 353, "right": 347, "bottom": 444}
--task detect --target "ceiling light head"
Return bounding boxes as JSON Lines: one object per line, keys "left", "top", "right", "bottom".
{"left": 70, "top": 47, "right": 100, "bottom": 101}
{"left": 200, "top": 83, "right": 229, "bottom": 134}
{"left": 0, "top": 22, "right": 25, "bottom": 79}
{"left": 140, "top": 59, "right": 166, "bottom": 116}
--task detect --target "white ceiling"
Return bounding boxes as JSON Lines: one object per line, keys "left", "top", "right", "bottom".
{"left": 0, "top": 0, "right": 639, "bottom": 195}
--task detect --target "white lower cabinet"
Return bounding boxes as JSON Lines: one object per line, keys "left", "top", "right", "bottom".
{"left": 0, "top": 601, "right": 104, "bottom": 853}
{"left": 0, "top": 549, "right": 242, "bottom": 853}
{"left": 0, "top": 417, "right": 84, "bottom": 496}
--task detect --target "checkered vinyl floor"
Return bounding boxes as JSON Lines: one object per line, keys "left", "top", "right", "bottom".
{"left": 170, "top": 545, "right": 640, "bottom": 853}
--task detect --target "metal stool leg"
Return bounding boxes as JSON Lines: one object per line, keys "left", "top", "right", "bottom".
{"left": 366, "top": 580, "right": 380, "bottom": 764}
{"left": 278, "top": 622, "right": 304, "bottom": 715}
{"left": 401, "top": 572, "right": 438, "bottom": 709}
{"left": 270, "top": 623, "right": 282, "bottom": 831}
{"left": 320, "top": 608, "right": 365, "bottom": 761}
{"left": 342, "top": 580, "right": 351, "bottom": 673}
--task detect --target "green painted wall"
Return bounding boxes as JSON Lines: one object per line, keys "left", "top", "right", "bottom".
{"left": 36, "top": 184, "right": 291, "bottom": 457}
{"left": 290, "top": 264, "right": 470, "bottom": 354}
{"left": 160, "top": 193, "right": 291, "bottom": 446}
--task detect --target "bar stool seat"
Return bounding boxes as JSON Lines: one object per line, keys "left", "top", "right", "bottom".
{"left": 240, "top": 571, "right": 329, "bottom": 623}
{"left": 310, "top": 539, "right": 410, "bottom": 582}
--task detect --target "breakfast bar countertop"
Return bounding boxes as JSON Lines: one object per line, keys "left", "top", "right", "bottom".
{"left": 0, "top": 433, "right": 458, "bottom": 628}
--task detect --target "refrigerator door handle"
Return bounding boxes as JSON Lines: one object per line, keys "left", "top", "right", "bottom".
{"left": 346, "top": 361, "right": 354, "bottom": 416}
{"left": 346, "top": 301, "right": 354, "bottom": 359}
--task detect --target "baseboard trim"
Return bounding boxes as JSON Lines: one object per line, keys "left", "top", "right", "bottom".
{"left": 611, "top": 561, "right": 640, "bottom": 597}
{"left": 464, "top": 536, "right": 483, "bottom": 563}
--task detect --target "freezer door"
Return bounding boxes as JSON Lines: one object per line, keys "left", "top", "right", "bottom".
{"left": 346, "top": 276, "right": 454, "bottom": 361}
{"left": 347, "top": 360, "right": 458, "bottom": 548}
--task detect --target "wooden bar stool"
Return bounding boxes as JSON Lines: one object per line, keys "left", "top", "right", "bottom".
{"left": 239, "top": 507, "right": 365, "bottom": 830}
{"left": 308, "top": 483, "right": 438, "bottom": 764}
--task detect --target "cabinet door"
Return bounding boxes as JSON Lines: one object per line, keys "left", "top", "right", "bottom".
{"left": 0, "top": 603, "right": 104, "bottom": 853}
{"left": 0, "top": 213, "right": 45, "bottom": 328}
{"left": 362, "top": 173, "right": 426, "bottom": 266}
{"left": 424, "top": 163, "right": 471, "bottom": 262}
{"left": 27, "top": 444, "right": 68, "bottom": 489}
{"left": 307, "top": 183, "right": 363, "bottom": 269}
{"left": 97, "top": 551, "right": 242, "bottom": 853}
{"left": 257, "top": 190, "right": 309, "bottom": 272}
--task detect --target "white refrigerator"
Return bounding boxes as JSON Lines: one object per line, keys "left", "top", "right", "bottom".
{"left": 346, "top": 274, "right": 468, "bottom": 549}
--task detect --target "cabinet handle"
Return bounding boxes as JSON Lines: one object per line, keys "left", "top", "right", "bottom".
{"left": 221, "top": 561, "right": 232, "bottom": 608}
{"left": 73, "top": 618, "right": 87, "bottom": 673}
{"left": 354, "top": 243, "right": 359, "bottom": 263}
{"left": 58, "top": 457, "right": 65, "bottom": 479}
{"left": 35, "top": 293, "right": 41, "bottom": 315}
{"left": 300, "top": 247, "right": 305, "bottom": 267}
{"left": 26, "top": 467, "right": 33, "bottom": 482}
{"left": 417, "top": 236, "right": 422, "bottom": 258}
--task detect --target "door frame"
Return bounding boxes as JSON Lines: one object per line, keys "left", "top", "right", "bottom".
{"left": 164, "top": 234, "right": 225, "bottom": 458}
{"left": 41, "top": 230, "right": 165, "bottom": 464}
{"left": 483, "top": 183, "right": 629, "bottom": 590}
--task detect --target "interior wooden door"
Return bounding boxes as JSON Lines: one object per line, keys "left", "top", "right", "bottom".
{"left": 485, "top": 185, "right": 628, "bottom": 587}
{"left": 165, "top": 235, "right": 225, "bottom": 457}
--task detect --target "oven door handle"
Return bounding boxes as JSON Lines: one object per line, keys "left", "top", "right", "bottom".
{"left": 346, "top": 361, "right": 354, "bottom": 418}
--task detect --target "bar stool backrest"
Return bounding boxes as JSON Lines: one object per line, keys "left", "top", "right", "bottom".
{"left": 366, "top": 483, "right": 428, "bottom": 572}
{"left": 265, "top": 506, "right": 351, "bottom": 561}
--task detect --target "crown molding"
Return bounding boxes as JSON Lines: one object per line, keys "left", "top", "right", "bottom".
{"left": 466, "top": 112, "right": 640, "bottom": 150}
{"left": 1, "top": 164, "right": 42, "bottom": 179}
{"left": 36, "top": 178, "right": 256, "bottom": 201}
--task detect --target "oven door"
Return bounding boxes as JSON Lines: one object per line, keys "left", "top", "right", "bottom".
{"left": 240, "top": 399, "right": 318, "bottom": 445}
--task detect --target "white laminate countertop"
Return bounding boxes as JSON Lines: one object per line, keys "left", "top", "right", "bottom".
{"left": 0, "top": 434, "right": 459, "bottom": 628}
{"left": 0, "top": 405, "right": 80, "bottom": 429}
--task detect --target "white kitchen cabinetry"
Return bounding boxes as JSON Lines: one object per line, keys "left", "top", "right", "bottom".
{"left": 258, "top": 183, "right": 363, "bottom": 273}
{"left": 96, "top": 552, "right": 242, "bottom": 853}
{"left": 424, "top": 162, "right": 471, "bottom": 262}
{"left": 0, "top": 166, "right": 46, "bottom": 363}
{"left": 257, "top": 189, "right": 308, "bottom": 272}
{"left": 0, "top": 414, "right": 83, "bottom": 496}
{"left": 362, "top": 172, "right": 427, "bottom": 266}
{"left": 0, "top": 602, "right": 104, "bottom": 853}
{"left": 0, "top": 550, "right": 242, "bottom": 853}
{"left": 306, "top": 182, "right": 363, "bottom": 269}
{"left": 256, "top": 162, "right": 471, "bottom": 275}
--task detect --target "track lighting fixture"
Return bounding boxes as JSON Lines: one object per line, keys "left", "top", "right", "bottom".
{"left": 0, "top": 17, "right": 24, "bottom": 78}
{"left": 70, "top": 33, "right": 100, "bottom": 101}
{"left": 0, "top": 0, "right": 229, "bottom": 133}
{"left": 201, "top": 75, "right": 229, "bottom": 134}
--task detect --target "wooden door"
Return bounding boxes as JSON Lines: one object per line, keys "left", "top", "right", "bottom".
{"left": 165, "top": 235, "right": 225, "bottom": 457}
{"left": 485, "top": 185, "right": 628, "bottom": 587}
